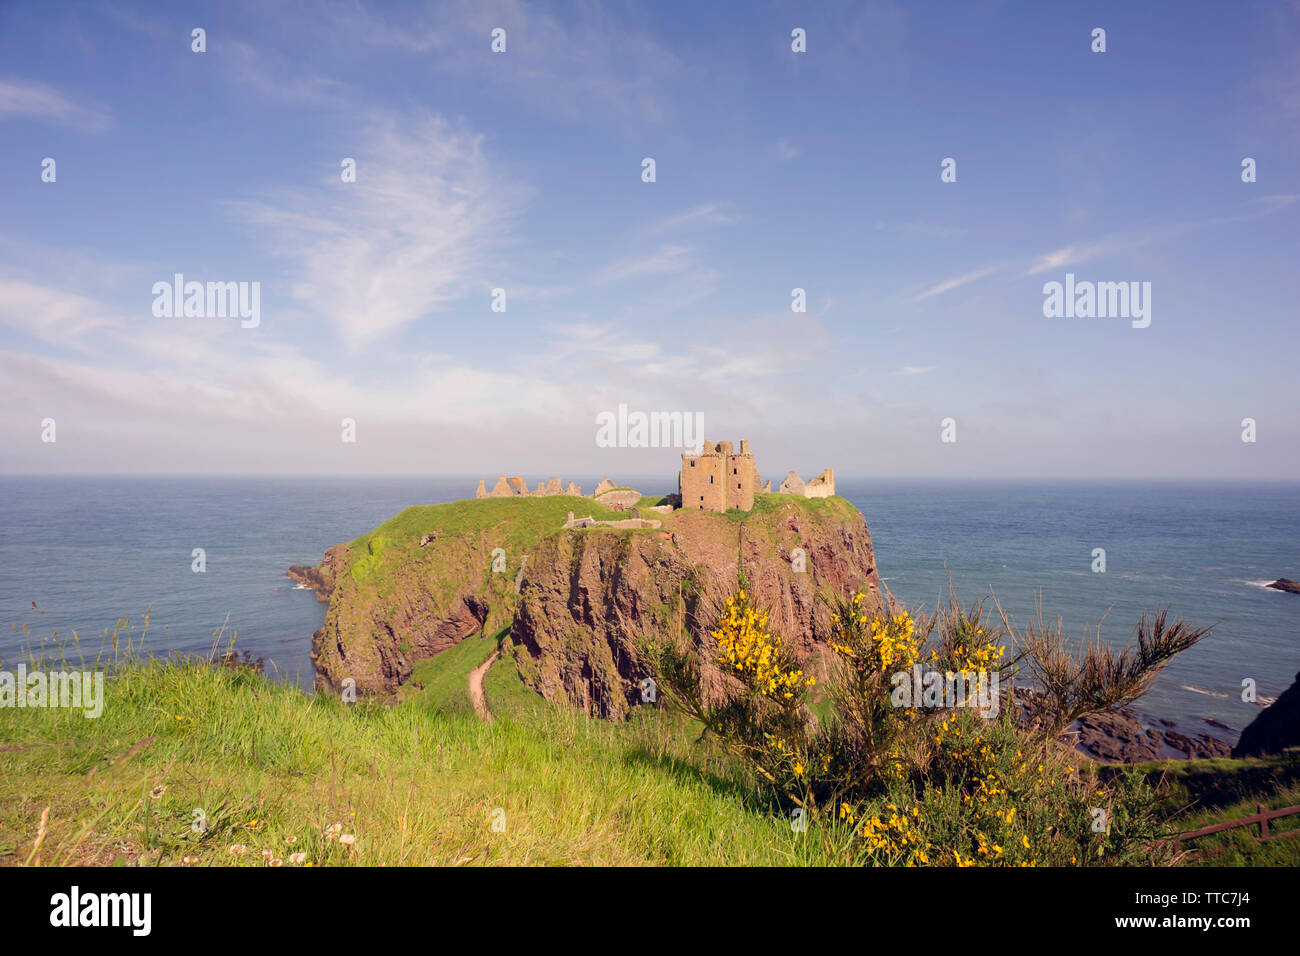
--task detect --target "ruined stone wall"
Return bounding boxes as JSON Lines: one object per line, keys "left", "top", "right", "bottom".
{"left": 804, "top": 468, "right": 835, "bottom": 498}
{"left": 725, "top": 452, "right": 756, "bottom": 511}
{"left": 778, "top": 467, "right": 835, "bottom": 499}
{"left": 476, "top": 477, "right": 585, "bottom": 499}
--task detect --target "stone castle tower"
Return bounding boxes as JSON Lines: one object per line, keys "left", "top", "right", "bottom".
{"left": 679, "top": 439, "right": 757, "bottom": 512}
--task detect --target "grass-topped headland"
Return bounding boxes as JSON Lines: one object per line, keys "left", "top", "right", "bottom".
{"left": 6, "top": 490, "right": 1294, "bottom": 868}
{"left": 306, "top": 490, "right": 877, "bottom": 714}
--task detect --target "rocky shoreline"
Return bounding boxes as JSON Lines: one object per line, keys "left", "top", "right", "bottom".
{"left": 1070, "top": 708, "right": 1233, "bottom": 762}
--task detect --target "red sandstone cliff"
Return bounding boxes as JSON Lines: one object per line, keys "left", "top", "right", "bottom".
{"left": 294, "top": 496, "right": 882, "bottom": 716}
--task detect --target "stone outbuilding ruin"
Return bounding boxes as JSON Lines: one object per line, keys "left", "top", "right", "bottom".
{"left": 476, "top": 476, "right": 585, "bottom": 498}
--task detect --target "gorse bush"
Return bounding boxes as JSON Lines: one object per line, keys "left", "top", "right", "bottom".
{"left": 654, "top": 584, "right": 1207, "bottom": 866}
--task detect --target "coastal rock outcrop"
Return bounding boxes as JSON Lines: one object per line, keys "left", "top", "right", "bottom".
{"left": 512, "top": 499, "right": 882, "bottom": 718}
{"left": 1071, "top": 709, "right": 1231, "bottom": 762}
{"left": 287, "top": 545, "right": 343, "bottom": 602}
{"left": 1266, "top": 578, "right": 1300, "bottom": 594}
{"left": 1233, "top": 671, "right": 1300, "bottom": 757}
{"left": 296, "top": 495, "right": 881, "bottom": 713}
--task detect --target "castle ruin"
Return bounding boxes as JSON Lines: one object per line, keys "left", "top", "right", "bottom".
{"left": 679, "top": 440, "right": 758, "bottom": 512}
{"left": 476, "top": 476, "right": 585, "bottom": 498}
{"left": 679, "top": 440, "right": 834, "bottom": 513}
{"left": 475, "top": 440, "right": 834, "bottom": 518}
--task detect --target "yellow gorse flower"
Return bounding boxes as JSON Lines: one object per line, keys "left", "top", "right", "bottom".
{"left": 713, "top": 592, "right": 815, "bottom": 700}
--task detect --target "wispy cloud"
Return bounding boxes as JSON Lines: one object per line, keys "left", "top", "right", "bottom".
{"left": 227, "top": 111, "right": 522, "bottom": 348}
{"left": 0, "top": 78, "right": 110, "bottom": 132}
{"left": 911, "top": 264, "right": 1004, "bottom": 302}
{"left": 647, "top": 202, "right": 739, "bottom": 234}
{"left": 913, "top": 196, "right": 1300, "bottom": 302}
{"left": 225, "top": 41, "right": 351, "bottom": 105}
{"left": 1024, "top": 196, "right": 1300, "bottom": 276}
{"left": 592, "top": 244, "right": 696, "bottom": 284}
{"left": 341, "top": 0, "right": 683, "bottom": 129}
{"left": 0, "top": 278, "right": 125, "bottom": 347}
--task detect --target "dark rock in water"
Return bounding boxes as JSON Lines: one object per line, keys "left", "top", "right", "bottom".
{"left": 1233, "top": 670, "right": 1300, "bottom": 757}
{"left": 1075, "top": 710, "right": 1164, "bottom": 763}
{"left": 1070, "top": 708, "right": 1232, "bottom": 762}
{"left": 213, "top": 649, "right": 265, "bottom": 674}
{"left": 1203, "top": 717, "right": 1234, "bottom": 732}
{"left": 287, "top": 548, "right": 342, "bottom": 603}
{"left": 1158, "top": 718, "right": 1177, "bottom": 728}
{"left": 1266, "top": 578, "right": 1300, "bottom": 594}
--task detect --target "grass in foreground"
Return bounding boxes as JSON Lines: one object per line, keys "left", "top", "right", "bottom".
{"left": 2, "top": 640, "right": 1294, "bottom": 867}
{"left": 1123, "top": 753, "right": 1300, "bottom": 865}
{"left": 0, "top": 653, "right": 844, "bottom": 866}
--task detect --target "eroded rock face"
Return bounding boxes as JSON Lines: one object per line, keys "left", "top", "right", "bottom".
{"left": 511, "top": 503, "right": 882, "bottom": 718}
{"left": 296, "top": 497, "right": 881, "bottom": 714}
{"left": 1234, "top": 671, "right": 1300, "bottom": 757}
{"left": 287, "top": 545, "right": 343, "bottom": 602}
{"left": 304, "top": 529, "right": 496, "bottom": 697}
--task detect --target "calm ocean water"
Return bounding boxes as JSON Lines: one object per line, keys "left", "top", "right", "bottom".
{"left": 1, "top": 476, "right": 1295, "bottom": 740}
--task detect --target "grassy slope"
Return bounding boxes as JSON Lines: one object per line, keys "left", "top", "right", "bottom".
{"left": 1126, "top": 754, "right": 1300, "bottom": 865}
{"left": 0, "top": 650, "right": 838, "bottom": 866}
{"left": 404, "top": 625, "right": 506, "bottom": 714}
{"left": 4, "top": 647, "right": 1297, "bottom": 867}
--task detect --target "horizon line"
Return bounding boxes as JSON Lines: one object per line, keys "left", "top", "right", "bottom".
{"left": 2, "top": 473, "right": 1298, "bottom": 483}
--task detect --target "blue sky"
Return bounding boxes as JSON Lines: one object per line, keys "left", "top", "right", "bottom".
{"left": 2, "top": 0, "right": 1298, "bottom": 478}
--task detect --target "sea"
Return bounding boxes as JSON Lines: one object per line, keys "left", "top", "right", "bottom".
{"left": 1, "top": 476, "right": 1295, "bottom": 743}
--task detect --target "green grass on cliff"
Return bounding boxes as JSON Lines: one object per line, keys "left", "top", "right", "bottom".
{"left": 345, "top": 493, "right": 857, "bottom": 583}
{"left": 345, "top": 495, "right": 652, "bottom": 592}
{"left": 407, "top": 625, "right": 507, "bottom": 714}
{"left": 0, "top": 651, "right": 838, "bottom": 866}
{"left": 3, "top": 648, "right": 1297, "bottom": 867}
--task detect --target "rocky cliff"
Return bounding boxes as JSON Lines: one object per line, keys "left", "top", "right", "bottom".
{"left": 293, "top": 494, "right": 883, "bottom": 717}
{"left": 513, "top": 499, "right": 882, "bottom": 717}
{"left": 1233, "top": 670, "right": 1300, "bottom": 757}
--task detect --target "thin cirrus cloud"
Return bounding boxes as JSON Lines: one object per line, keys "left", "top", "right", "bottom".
{"left": 1022, "top": 196, "right": 1300, "bottom": 276}
{"left": 341, "top": 0, "right": 684, "bottom": 129}
{"left": 591, "top": 244, "right": 697, "bottom": 284}
{"left": 0, "top": 278, "right": 125, "bottom": 347}
{"left": 0, "top": 78, "right": 110, "bottom": 132}
{"left": 226, "top": 111, "right": 523, "bottom": 349}
{"left": 912, "top": 195, "right": 1300, "bottom": 301}
{"left": 910, "top": 263, "right": 1005, "bottom": 302}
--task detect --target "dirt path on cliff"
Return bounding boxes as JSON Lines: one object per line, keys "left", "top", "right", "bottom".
{"left": 469, "top": 650, "right": 499, "bottom": 721}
